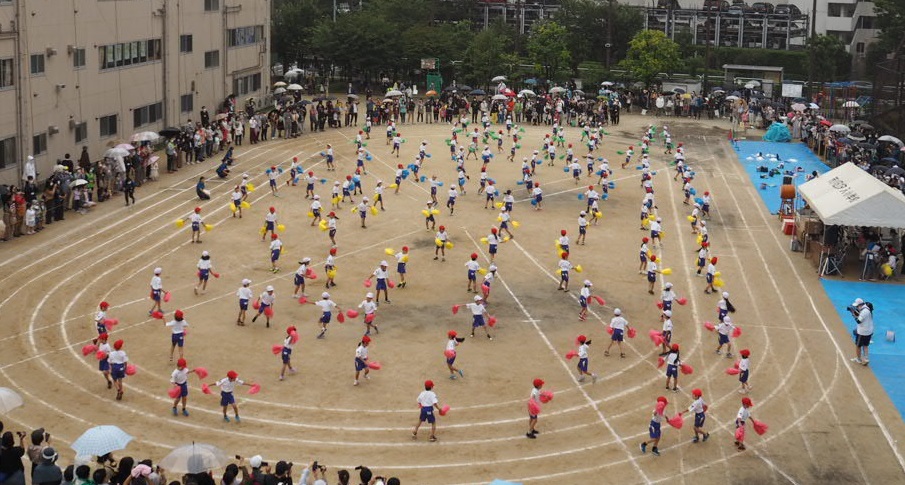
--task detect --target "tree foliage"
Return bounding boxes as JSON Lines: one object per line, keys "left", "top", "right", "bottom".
{"left": 461, "top": 22, "right": 517, "bottom": 87}
{"left": 271, "top": 0, "right": 327, "bottom": 65}
{"left": 526, "top": 21, "right": 571, "bottom": 81}
{"left": 618, "top": 30, "right": 681, "bottom": 86}
{"left": 553, "top": 0, "right": 643, "bottom": 71}
{"left": 873, "top": 0, "right": 905, "bottom": 57}
{"left": 806, "top": 34, "right": 851, "bottom": 82}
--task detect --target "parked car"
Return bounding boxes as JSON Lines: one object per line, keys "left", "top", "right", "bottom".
{"left": 657, "top": 0, "right": 682, "bottom": 8}
{"left": 751, "top": 2, "right": 774, "bottom": 13}
{"left": 731, "top": 0, "right": 753, "bottom": 11}
{"left": 703, "top": 0, "right": 730, "bottom": 11}
{"left": 726, "top": 5, "right": 746, "bottom": 15}
{"left": 774, "top": 3, "right": 801, "bottom": 15}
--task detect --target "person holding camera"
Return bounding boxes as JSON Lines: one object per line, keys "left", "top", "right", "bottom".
{"left": 0, "top": 431, "right": 27, "bottom": 485}
{"left": 298, "top": 462, "right": 326, "bottom": 485}
{"left": 26, "top": 429, "right": 50, "bottom": 475}
{"left": 849, "top": 298, "right": 874, "bottom": 366}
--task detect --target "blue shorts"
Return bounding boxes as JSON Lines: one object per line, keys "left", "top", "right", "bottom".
{"left": 666, "top": 364, "right": 678, "bottom": 378}
{"left": 702, "top": 204, "right": 710, "bottom": 212}
{"left": 489, "top": 244, "right": 497, "bottom": 255}
{"left": 690, "top": 217, "right": 697, "bottom": 226}
{"left": 282, "top": 347, "right": 292, "bottom": 364}
{"left": 355, "top": 358, "right": 367, "bottom": 371}
{"left": 431, "top": 187, "right": 437, "bottom": 195}
{"left": 312, "top": 209, "right": 320, "bottom": 217}
{"left": 294, "top": 273, "right": 305, "bottom": 286}
{"left": 192, "top": 222, "right": 200, "bottom": 231}
{"left": 111, "top": 363, "right": 125, "bottom": 380}
{"left": 579, "top": 296, "right": 587, "bottom": 308}
{"left": 199, "top": 269, "right": 209, "bottom": 281}
{"left": 171, "top": 333, "right": 185, "bottom": 347}
{"left": 96, "top": 323, "right": 107, "bottom": 334}
{"left": 698, "top": 257, "right": 706, "bottom": 267}
{"left": 504, "top": 203, "right": 513, "bottom": 211}
{"left": 329, "top": 229, "right": 336, "bottom": 238}
{"left": 719, "top": 309, "right": 728, "bottom": 321}
{"left": 561, "top": 245, "right": 569, "bottom": 254}
{"left": 307, "top": 184, "right": 315, "bottom": 191}
{"left": 327, "top": 155, "right": 334, "bottom": 164}
{"left": 269, "top": 179, "right": 277, "bottom": 188}
{"left": 649, "top": 420, "right": 661, "bottom": 439}
{"left": 662, "top": 300, "right": 672, "bottom": 311}
{"left": 258, "top": 303, "right": 270, "bottom": 315}
{"left": 500, "top": 221, "right": 508, "bottom": 230}
{"left": 640, "top": 253, "right": 647, "bottom": 263}
{"left": 99, "top": 359, "right": 110, "bottom": 372}
{"left": 239, "top": 298, "right": 249, "bottom": 310}
{"left": 220, "top": 391, "right": 235, "bottom": 406}
{"left": 468, "top": 270, "right": 476, "bottom": 281}
{"left": 343, "top": 189, "right": 351, "bottom": 196}
{"left": 572, "top": 170, "right": 581, "bottom": 177}
{"left": 376, "top": 279, "right": 387, "bottom": 291}
{"left": 446, "top": 355, "right": 456, "bottom": 365}
{"left": 419, "top": 406, "right": 435, "bottom": 423}
{"left": 647, "top": 272, "right": 656, "bottom": 283}
{"left": 472, "top": 314, "right": 485, "bottom": 328}
{"left": 718, "top": 333, "right": 729, "bottom": 345}
{"left": 176, "top": 382, "right": 188, "bottom": 398}
{"left": 578, "top": 358, "right": 588, "bottom": 373}
{"left": 320, "top": 311, "right": 332, "bottom": 324}
{"left": 651, "top": 230, "right": 660, "bottom": 239}
{"left": 266, "top": 221, "right": 275, "bottom": 231}
{"left": 579, "top": 227, "right": 586, "bottom": 235}
{"left": 706, "top": 274, "right": 714, "bottom": 283}
{"left": 535, "top": 195, "right": 543, "bottom": 203}
{"left": 397, "top": 263, "right": 406, "bottom": 274}
{"left": 641, "top": 213, "right": 649, "bottom": 220}
{"left": 612, "top": 328, "right": 624, "bottom": 342}
{"left": 447, "top": 197, "right": 455, "bottom": 206}
{"left": 694, "top": 412, "right": 706, "bottom": 428}
{"left": 359, "top": 210, "right": 367, "bottom": 219}
{"left": 395, "top": 176, "right": 402, "bottom": 185}
{"left": 561, "top": 270, "right": 569, "bottom": 282}
{"left": 739, "top": 370, "right": 749, "bottom": 383}
{"left": 271, "top": 249, "right": 281, "bottom": 262}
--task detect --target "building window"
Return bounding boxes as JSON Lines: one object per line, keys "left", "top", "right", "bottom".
{"left": 181, "top": 94, "right": 194, "bottom": 113}
{"left": 0, "top": 136, "right": 15, "bottom": 170}
{"left": 133, "top": 101, "right": 164, "bottom": 128}
{"left": 100, "top": 114, "right": 118, "bottom": 137}
{"left": 73, "top": 48, "right": 86, "bottom": 69}
{"left": 233, "top": 73, "right": 262, "bottom": 96}
{"left": 30, "top": 54, "right": 45, "bottom": 75}
{"left": 32, "top": 133, "right": 47, "bottom": 155}
{"left": 0, "top": 58, "right": 13, "bottom": 88}
{"left": 74, "top": 122, "right": 88, "bottom": 143}
{"left": 99, "top": 39, "right": 161, "bottom": 70}
{"left": 180, "top": 35, "right": 193, "bottom": 53}
{"left": 204, "top": 0, "right": 220, "bottom": 11}
{"left": 204, "top": 50, "right": 220, "bottom": 69}
{"left": 228, "top": 26, "right": 265, "bottom": 48}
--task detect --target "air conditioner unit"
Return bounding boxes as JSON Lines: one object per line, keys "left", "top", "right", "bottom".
{"left": 69, "top": 119, "right": 77, "bottom": 130}
{"left": 46, "top": 47, "right": 58, "bottom": 56}
{"left": 48, "top": 125, "right": 60, "bottom": 135}
{"left": 67, "top": 45, "right": 75, "bottom": 55}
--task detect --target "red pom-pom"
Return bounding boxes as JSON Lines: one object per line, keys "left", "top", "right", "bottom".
{"left": 336, "top": 312, "right": 345, "bottom": 323}
{"left": 194, "top": 367, "right": 208, "bottom": 379}
{"left": 668, "top": 413, "right": 684, "bottom": 429}
{"left": 655, "top": 401, "right": 667, "bottom": 415}
{"left": 703, "top": 321, "right": 715, "bottom": 331}
{"left": 732, "top": 327, "right": 742, "bottom": 338}
{"left": 272, "top": 344, "right": 283, "bottom": 355}
{"left": 751, "top": 418, "right": 768, "bottom": 435}
{"left": 387, "top": 280, "right": 396, "bottom": 289}
{"left": 565, "top": 350, "right": 578, "bottom": 360}
{"left": 487, "top": 316, "right": 497, "bottom": 327}
{"left": 164, "top": 291, "right": 172, "bottom": 303}
{"left": 95, "top": 350, "right": 108, "bottom": 361}
{"left": 82, "top": 344, "right": 98, "bottom": 356}
{"left": 306, "top": 269, "right": 318, "bottom": 280}
{"left": 252, "top": 300, "right": 261, "bottom": 310}
{"left": 152, "top": 311, "right": 164, "bottom": 320}
{"left": 726, "top": 367, "right": 741, "bottom": 375}
{"left": 652, "top": 334, "right": 665, "bottom": 346}
{"left": 627, "top": 327, "right": 637, "bottom": 339}
{"left": 364, "top": 279, "right": 372, "bottom": 288}
{"left": 367, "top": 361, "right": 382, "bottom": 370}
{"left": 248, "top": 383, "right": 261, "bottom": 394}
{"left": 593, "top": 295, "right": 605, "bottom": 305}
{"left": 201, "top": 383, "right": 212, "bottom": 394}
{"left": 264, "top": 307, "right": 274, "bottom": 317}
{"left": 607, "top": 327, "right": 614, "bottom": 335}
{"left": 104, "top": 318, "right": 119, "bottom": 327}
{"left": 657, "top": 356, "right": 665, "bottom": 368}
{"left": 346, "top": 309, "right": 359, "bottom": 318}
{"left": 197, "top": 271, "right": 202, "bottom": 278}
{"left": 734, "top": 360, "right": 740, "bottom": 369}
{"left": 289, "top": 331, "right": 299, "bottom": 344}
{"left": 451, "top": 304, "right": 460, "bottom": 315}
{"left": 539, "top": 390, "right": 554, "bottom": 403}
{"left": 527, "top": 399, "right": 542, "bottom": 415}
{"left": 735, "top": 426, "right": 746, "bottom": 442}
{"left": 212, "top": 272, "right": 221, "bottom": 279}
{"left": 481, "top": 284, "right": 490, "bottom": 297}
{"left": 656, "top": 301, "right": 664, "bottom": 310}
{"left": 168, "top": 387, "right": 181, "bottom": 398}
{"left": 364, "top": 314, "right": 375, "bottom": 324}
{"left": 677, "top": 297, "right": 688, "bottom": 306}
{"left": 125, "top": 364, "right": 137, "bottom": 376}
{"left": 680, "top": 364, "right": 694, "bottom": 375}
{"left": 439, "top": 404, "right": 450, "bottom": 416}
{"left": 298, "top": 296, "right": 308, "bottom": 304}
{"left": 444, "top": 349, "right": 456, "bottom": 359}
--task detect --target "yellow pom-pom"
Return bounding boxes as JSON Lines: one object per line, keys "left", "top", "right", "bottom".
{"left": 554, "top": 240, "right": 561, "bottom": 249}
{"left": 350, "top": 207, "right": 357, "bottom": 214}
{"left": 229, "top": 203, "right": 237, "bottom": 213}
{"left": 696, "top": 235, "right": 703, "bottom": 245}
{"left": 660, "top": 231, "right": 666, "bottom": 239}
{"left": 307, "top": 211, "right": 315, "bottom": 218}
{"left": 327, "top": 269, "right": 337, "bottom": 278}
{"left": 431, "top": 209, "right": 440, "bottom": 215}
{"left": 319, "top": 221, "right": 328, "bottom": 232}
{"left": 648, "top": 214, "right": 656, "bottom": 221}
{"left": 882, "top": 264, "right": 893, "bottom": 276}
{"left": 204, "top": 224, "right": 214, "bottom": 232}
{"left": 502, "top": 236, "right": 510, "bottom": 242}
{"left": 661, "top": 268, "right": 673, "bottom": 275}
{"left": 495, "top": 202, "right": 504, "bottom": 209}
{"left": 332, "top": 196, "right": 341, "bottom": 204}
{"left": 246, "top": 183, "right": 255, "bottom": 192}
{"left": 276, "top": 224, "right": 286, "bottom": 232}
{"left": 687, "top": 215, "right": 696, "bottom": 222}
{"left": 480, "top": 237, "right": 489, "bottom": 244}
{"left": 512, "top": 221, "right": 520, "bottom": 228}
{"left": 594, "top": 211, "right": 602, "bottom": 219}
{"left": 714, "top": 271, "right": 722, "bottom": 277}
{"left": 575, "top": 265, "right": 583, "bottom": 273}
{"left": 497, "top": 216, "right": 503, "bottom": 222}
{"left": 389, "top": 183, "right": 398, "bottom": 189}
{"left": 401, "top": 255, "right": 409, "bottom": 263}
{"left": 713, "top": 278, "right": 724, "bottom": 288}
{"left": 259, "top": 226, "right": 267, "bottom": 235}
{"left": 478, "top": 268, "right": 488, "bottom": 275}
{"left": 385, "top": 248, "right": 395, "bottom": 255}
{"left": 421, "top": 209, "right": 430, "bottom": 217}
{"left": 370, "top": 206, "right": 379, "bottom": 215}
{"left": 435, "top": 238, "right": 443, "bottom": 247}
{"left": 175, "top": 219, "right": 185, "bottom": 228}
{"left": 241, "top": 201, "right": 251, "bottom": 209}
{"left": 445, "top": 241, "right": 454, "bottom": 249}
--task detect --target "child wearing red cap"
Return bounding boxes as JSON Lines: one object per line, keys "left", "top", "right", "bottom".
{"left": 527, "top": 378, "right": 544, "bottom": 438}
{"left": 688, "top": 389, "right": 710, "bottom": 443}
{"left": 280, "top": 326, "right": 298, "bottom": 381}
{"left": 640, "top": 396, "right": 668, "bottom": 455}
{"left": 325, "top": 247, "right": 338, "bottom": 289}
{"left": 170, "top": 358, "right": 196, "bottom": 416}
{"left": 695, "top": 242, "right": 710, "bottom": 275}
{"left": 185, "top": 207, "right": 204, "bottom": 244}
{"left": 395, "top": 247, "right": 409, "bottom": 288}
{"left": 558, "top": 230, "right": 570, "bottom": 255}
{"left": 647, "top": 254, "right": 662, "bottom": 295}
{"left": 108, "top": 339, "right": 129, "bottom": 401}
{"left": 557, "top": 252, "right": 573, "bottom": 291}
{"left": 305, "top": 171, "right": 317, "bottom": 199}
{"left": 166, "top": 310, "right": 189, "bottom": 361}
{"left": 575, "top": 335, "right": 598, "bottom": 383}
{"left": 445, "top": 331, "right": 465, "bottom": 379}
{"left": 639, "top": 237, "right": 650, "bottom": 274}
{"left": 262, "top": 206, "right": 278, "bottom": 241}
{"left": 735, "top": 397, "right": 754, "bottom": 450}
{"left": 664, "top": 343, "right": 681, "bottom": 392}
{"left": 269, "top": 234, "right": 282, "bottom": 273}
{"left": 738, "top": 349, "right": 752, "bottom": 394}
{"left": 212, "top": 371, "right": 251, "bottom": 422}
{"left": 465, "top": 253, "right": 480, "bottom": 293}
{"left": 487, "top": 228, "right": 500, "bottom": 263}
{"left": 413, "top": 380, "right": 441, "bottom": 442}
{"left": 94, "top": 301, "right": 111, "bottom": 344}
{"left": 434, "top": 226, "right": 449, "bottom": 262}
{"left": 353, "top": 336, "right": 371, "bottom": 386}
{"left": 97, "top": 333, "right": 112, "bottom": 389}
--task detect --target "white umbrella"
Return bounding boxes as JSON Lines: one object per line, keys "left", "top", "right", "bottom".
{"left": 519, "top": 89, "right": 536, "bottom": 97}
{"left": 385, "top": 90, "right": 403, "bottom": 97}
{"left": 843, "top": 100, "right": 860, "bottom": 108}
{"left": 115, "top": 143, "right": 135, "bottom": 151}
{"left": 549, "top": 87, "right": 566, "bottom": 94}
{"left": 809, "top": 102, "right": 819, "bottom": 109}
{"left": 286, "top": 84, "right": 303, "bottom": 91}
{"left": 600, "top": 81, "right": 614, "bottom": 87}
{"left": 491, "top": 75, "right": 507, "bottom": 82}
{"left": 273, "top": 81, "right": 287, "bottom": 88}
{"left": 790, "top": 103, "right": 806, "bottom": 112}
{"left": 104, "top": 147, "right": 129, "bottom": 159}
{"left": 347, "top": 94, "right": 359, "bottom": 100}
{"left": 273, "top": 87, "right": 286, "bottom": 95}
{"left": 131, "top": 131, "right": 160, "bottom": 143}
{"left": 745, "top": 80, "right": 761, "bottom": 87}
{"left": 725, "top": 95, "right": 740, "bottom": 101}
{"left": 159, "top": 443, "right": 230, "bottom": 474}
{"left": 0, "top": 388, "right": 24, "bottom": 414}
{"left": 828, "top": 124, "right": 851, "bottom": 134}
{"left": 491, "top": 94, "right": 508, "bottom": 101}
{"left": 71, "top": 425, "right": 133, "bottom": 456}
{"left": 878, "top": 135, "right": 904, "bottom": 146}
{"left": 69, "top": 179, "right": 88, "bottom": 189}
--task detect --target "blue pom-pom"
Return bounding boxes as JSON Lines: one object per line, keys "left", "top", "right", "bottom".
{"left": 577, "top": 194, "right": 584, "bottom": 200}
{"left": 689, "top": 188, "right": 697, "bottom": 195}
{"left": 353, "top": 175, "right": 360, "bottom": 182}
{"left": 407, "top": 164, "right": 416, "bottom": 170}
{"left": 320, "top": 178, "right": 327, "bottom": 184}
{"left": 265, "top": 169, "right": 272, "bottom": 174}
{"left": 596, "top": 170, "right": 604, "bottom": 176}
{"left": 278, "top": 168, "right": 284, "bottom": 174}
{"left": 602, "top": 193, "right": 609, "bottom": 200}
{"left": 694, "top": 197, "right": 704, "bottom": 205}
{"left": 426, "top": 153, "right": 432, "bottom": 158}
{"left": 516, "top": 180, "right": 525, "bottom": 185}
{"left": 489, "top": 178, "right": 496, "bottom": 184}
{"left": 419, "top": 175, "right": 427, "bottom": 182}
{"left": 366, "top": 155, "right": 373, "bottom": 161}
{"left": 563, "top": 167, "right": 569, "bottom": 173}
{"left": 608, "top": 181, "right": 616, "bottom": 189}
{"left": 320, "top": 151, "right": 326, "bottom": 157}
{"left": 530, "top": 199, "right": 538, "bottom": 206}
{"left": 651, "top": 171, "right": 657, "bottom": 176}
{"left": 597, "top": 157, "right": 604, "bottom": 161}
{"left": 437, "top": 181, "right": 444, "bottom": 187}
{"left": 293, "top": 177, "right": 299, "bottom": 184}
{"left": 636, "top": 165, "right": 643, "bottom": 170}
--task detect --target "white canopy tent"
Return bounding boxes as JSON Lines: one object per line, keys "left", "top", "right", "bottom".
{"left": 798, "top": 162, "right": 905, "bottom": 229}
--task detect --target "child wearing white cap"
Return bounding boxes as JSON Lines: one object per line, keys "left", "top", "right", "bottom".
{"left": 252, "top": 286, "right": 276, "bottom": 328}
{"left": 715, "top": 316, "right": 735, "bottom": 358}
{"left": 605, "top": 309, "right": 630, "bottom": 358}
{"left": 466, "top": 295, "right": 492, "bottom": 340}
{"left": 194, "top": 251, "right": 214, "bottom": 295}
{"left": 148, "top": 267, "right": 165, "bottom": 315}
{"left": 293, "top": 258, "right": 312, "bottom": 298}
{"left": 366, "top": 261, "right": 392, "bottom": 303}
{"left": 359, "top": 293, "right": 379, "bottom": 335}
{"left": 577, "top": 212, "right": 589, "bottom": 245}
{"left": 481, "top": 264, "right": 497, "bottom": 302}
{"left": 309, "top": 195, "right": 322, "bottom": 226}
{"left": 357, "top": 198, "right": 370, "bottom": 228}
{"left": 315, "top": 292, "right": 341, "bottom": 339}
{"left": 579, "top": 280, "right": 592, "bottom": 321}
{"left": 659, "top": 310, "right": 673, "bottom": 355}
{"left": 236, "top": 279, "right": 253, "bottom": 325}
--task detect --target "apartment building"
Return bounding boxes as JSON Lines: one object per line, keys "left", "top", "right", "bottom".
{"left": 0, "top": 0, "right": 270, "bottom": 186}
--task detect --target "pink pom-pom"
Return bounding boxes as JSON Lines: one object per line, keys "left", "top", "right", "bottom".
{"left": 439, "top": 404, "right": 450, "bottom": 416}
{"left": 565, "top": 350, "right": 578, "bottom": 360}
{"left": 248, "top": 383, "right": 261, "bottom": 394}
{"left": 387, "top": 280, "right": 396, "bottom": 289}
{"left": 606, "top": 327, "right": 614, "bottom": 335}
{"left": 95, "top": 350, "right": 108, "bottom": 361}
{"left": 627, "top": 327, "right": 637, "bottom": 339}
{"left": 298, "top": 296, "right": 308, "bottom": 304}
{"left": 367, "top": 361, "right": 382, "bottom": 370}
{"left": 734, "top": 360, "right": 740, "bottom": 369}
{"left": 593, "top": 295, "right": 605, "bottom": 305}
{"left": 680, "top": 364, "right": 694, "bottom": 375}
{"left": 487, "top": 316, "right": 497, "bottom": 327}
{"left": 735, "top": 426, "right": 746, "bottom": 442}
{"left": 336, "top": 312, "right": 345, "bottom": 323}
{"left": 197, "top": 271, "right": 202, "bottom": 278}
{"left": 657, "top": 356, "right": 665, "bottom": 368}
{"left": 193, "top": 367, "right": 208, "bottom": 379}
{"left": 201, "top": 383, "right": 212, "bottom": 394}
{"left": 104, "top": 318, "right": 119, "bottom": 327}
{"left": 732, "top": 327, "right": 742, "bottom": 338}
{"left": 527, "top": 399, "right": 542, "bottom": 415}
{"left": 346, "top": 309, "right": 359, "bottom": 318}
{"left": 751, "top": 418, "right": 768, "bottom": 435}
{"left": 152, "top": 311, "right": 164, "bottom": 320}
{"left": 168, "top": 387, "right": 181, "bottom": 398}
{"left": 272, "top": 344, "right": 283, "bottom": 355}
{"left": 652, "top": 334, "right": 665, "bottom": 346}
{"left": 125, "top": 364, "right": 137, "bottom": 376}
{"left": 164, "top": 291, "right": 172, "bottom": 303}
{"left": 264, "top": 307, "right": 274, "bottom": 317}
{"left": 677, "top": 297, "right": 688, "bottom": 306}
{"left": 364, "top": 314, "right": 375, "bottom": 324}
{"left": 444, "top": 349, "right": 456, "bottom": 359}
{"left": 656, "top": 301, "right": 664, "bottom": 310}
{"left": 289, "top": 331, "right": 299, "bottom": 344}
{"left": 726, "top": 367, "right": 741, "bottom": 375}
{"left": 655, "top": 401, "right": 667, "bottom": 415}
{"left": 364, "top": 279, "right": 372, "bottom": 288}
{"left": 667, "top": 413, "right": 684, "bottom": 429}
{"left": 82, "top": 344, "right": 98, "bottom": 356}
{"left": 481, "top": 284, "right": 490, "bottom": 297}
{"left": 451, "top": 304, "right": 459, "bottom": 315}
{"left": 252, "top": 300, "right": 261, "bottom": 310}
{"left": 212, "top": 272, "right": 221, "bottom": 279}
{"left": 539, "top": 390, "right": 554, "bottom": 403}
{"left": 305, "top": 269, "right": 318, "bottom": 280}
{"left": 703, "top": 321, "right": 715, "bottom": 331}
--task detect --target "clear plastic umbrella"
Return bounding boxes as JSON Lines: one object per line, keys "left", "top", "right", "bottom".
{"left": 286, "top": 84, "right": 303, "bottom": 91}
{"left": 491, "top": 75, "right": 507, "bottom": 82}
{"left": 0, "top": 388, "right": 24, "bottom": 414}
{"left": 159, "top": 443, "right": 230, "bottom": 474}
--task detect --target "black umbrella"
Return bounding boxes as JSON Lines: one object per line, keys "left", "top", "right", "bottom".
{"left": 859, "top": 123, "right": 875, "bottom": 131}
{"left": 158, "top": 127, "right": 181, "bottom": 137}
{"left": 881, "top": 157, "right": 900, "bottom": 164}
{"left": 469, "top": 89, "right": 486, "bottom": 96}
{"left": 847, "top": 132, "right": 867, "bottom": 141}
{"left": 886, "top": 166, "right": 905, "bottom": 177}
{"left": 837, "top": 137, "right": 853, "bottom": 145}
{"left": 673, "top": 88, "right": 686, "bottom": 94}
{"left": 858, "top": 142, "right": 878, "bottom": 149}
{"left": 457, "top": 85, "right": 473, "bottom": 92}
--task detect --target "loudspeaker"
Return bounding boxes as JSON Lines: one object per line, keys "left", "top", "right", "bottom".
{"left": 782, "top": 175, "right": 793, "bottom": 185}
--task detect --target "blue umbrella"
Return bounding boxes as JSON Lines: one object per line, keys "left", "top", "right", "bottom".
{"left": 71, "top": 425, "right": 133, "bottom": 456}
{"left": 524, "top": 79, "right": 537, "bottom": 85}
{"left": 470, "top": 89, "right": 486, "bottom": 96}
{"left": 837, "top": 138, "right": 853, "bottom": 145}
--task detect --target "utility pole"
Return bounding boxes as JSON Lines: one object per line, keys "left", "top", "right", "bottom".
{"left": 606, "top": 0, "right": 614, "bottom": 69}
{"left": 704, "top": 12, "right": 712, "bottom": 94}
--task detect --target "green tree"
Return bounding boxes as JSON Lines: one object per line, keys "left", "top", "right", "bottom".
{"left": 461, "top": 22, "right": 517, "bottom": 87}
{"left": 806, "top": 34, "right": 851, "bottom": 81}
{"left": 526, "top": 21, "right": 571, "bottom": 81}
{"left": 271, "top": 0, "right": 328, "bottom": 66}
{"left": 618, "top": 30, "right": 681, "bottom": 86}
{"left": 873, "top": 0, "right": 905, "bottom": 57}
{"left": 310, "top": 11, "right": 401, "bottom": 79}
{"left": 553, "top": 0, "right": 643, "bottom": 70}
